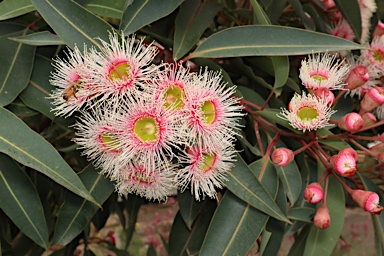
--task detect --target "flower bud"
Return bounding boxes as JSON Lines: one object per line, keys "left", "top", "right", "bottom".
{"left": 338, "top": 113, "right": 364, "bottom": 132}
{"left": 271, "top": 148, "right": 294, "bottom": 166}
{"left": 314, "top": 204, "right": 331, "bottom": 229}
{"left": 331, "top": 153, "right": 357, "bottom": 177}
{"left": 351, "top": 189, "right": 383, "bottom": 214}
{"left": 344, "top": 65, "right": 369, "bottom": 90}
{"left": 360, "top": 87, "right": 384, "bottom": 114}
{"left": 377, "top": 152, "right": 384, "bottom": 163}
{"left": 361, "top": 112, "right": 377, "bottom": 127}
{"left": 339, "top": 147, "right": 357, "bottom": 160}
{"left": 304, "top": 182, "right": 324, "bottom": 204}
{"left": 314, "top": 88, "right": 335, "bottom": 106}
{"left": 370, "top": 142, "right": 384, "bottom": 155}
{"left": 379, "top": 133, "right": 384, "bottom": 143}
{"left": 373, "top": 21, "right": 384, "bottom": 38}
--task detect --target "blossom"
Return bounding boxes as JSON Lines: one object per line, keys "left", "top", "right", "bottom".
{"left": 85, "top": 31, "right": 159, "bottom": 103}
{"left": 279, "top": 92, "right": 336, "bottom": 132}
{"left": 361, "top": 35, "right": 384, "bottom": 73}
{"left": 73, "top": 104, "right": 123, "bottom": 177}
{"left": 50, "top": 45, "right": 94, "bottom": 117}
{"left": 113, "top": 97, "right": 183, "bottom": 172}
{"left": 182, "top": 70, "right": 244, "bottom": 148}
{"left": 114, "top": 160, "right": 177, "bottom": 202}
{"left": 175, "top": 142, "right": 235, "bottom": 201}
{"left": 299, "top": 53, "right": 350, "bottom": 90}
{"left": 359, "top": 0, "right": 377, "bottom": 43}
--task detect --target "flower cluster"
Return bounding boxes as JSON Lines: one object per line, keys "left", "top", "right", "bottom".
{"left": 50, "top": 31, "right": 243, "bottom": 202}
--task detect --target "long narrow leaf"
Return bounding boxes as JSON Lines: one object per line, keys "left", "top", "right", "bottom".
{"left": 0, "top": 0, "right": 35, "bottom": 21}
{"left": 188, "top": 25, "right": 365, "bottom": 59}
{"left": 0, "top": 153, "right": 48, "bottom": 249}
{"left": 0, "top": 107, "right": 97, "bottom": 205}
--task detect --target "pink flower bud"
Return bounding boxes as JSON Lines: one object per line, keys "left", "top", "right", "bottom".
{"left": 351, "top": 189, "right": 383, "bottom": 214}
{"left": 370, "top": 142, "right": 384, "bottom": 155}
{"left": 271, "top": 148, "right": 294, "bottom": 166}
{"left": 304, "top": 182, "right": 324, "bottom": 204}
{"left": 344, "top": 65, "right": 369, "bottom": 90}
{"left": 339, "top": 148, "right": 357, "bottom": 160}
{"left": 361, "top": 112, "right": 377, "bottom": 127}
{"left": 373, "top": 22, "right": 384, "bottom": 38}
{"left": 332, "top": 153, "right": 357, "bottom": 177}
{"left": 338, "top": 113, "right": 364, "bottom": 132}
{"left": 314, "top": 204, "right": 331, "bottom": 229}
{"left": 377, "top": 152, "right": 384, "bottom": 163}
{"left": 379, "top": 133, "right": 384, "bottom": 143}
{"left": 314, "top": 88, "right": 335, "bottom": 106}
{"left": 360, "top": 87, "right": 384, "bottom": 114}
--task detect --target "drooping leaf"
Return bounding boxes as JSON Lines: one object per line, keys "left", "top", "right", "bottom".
{"left": 9, "top": 31, "right": 65, "bottom": 45}
{"left": 0, "top": 107, "right": 97, "bottom": 205}
{"left": 188, "top": 25, "right": 364, "bottom": 59}
{"left": 226, "top": 153, "right": 290, "bottom": 223}
{"left": 173, "top": 0, "right": 222, "bottom": 59}
{"left": 200, "top": 192, "right": 267, "bottom": 256}
{"left": 334, "top": 0, "right": 362, "bottom": 40}
{"left": 168, "top": 199, "right": 216, "bottom": 255}
{"left": 0, "top": 30, "right": 36, "bottom": 107}
{"left": 124, "top": 194, "right": 146, "bottom": 250}
{"left": 250, "top": 0, "right": 270, "bottom": 25}
{"left": 29, "top": 0, "right": 113, "bottom": 51}
{"left": 6, "top": 99, "right": 38, "bottom": 117}
{"left": 51, "top": 164, "right": 114, "bottom": 246}
{"left": 85, "top": 0, "right": 125, "bottom": 19}
{"left": 177, "top": 189, "right": 206, "bottom": 230}
{"left": 287, "top": 207, "right": 315, "bottom": 223}
{"left": 271, "top": 56, "right": 289, "bottom": 93}
{"left": 0, "top": 153, "right": 48, "bottom": 249}
{"left": 120, "top": 0, "right": 185, "bottom": 35}
{"left": 0, "top": 0, "right": 35, "bottom": 21}
{"left": 303, "top": 175, "right": 345, "bottom": 256}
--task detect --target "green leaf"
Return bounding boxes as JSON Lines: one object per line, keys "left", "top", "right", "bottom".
{"left": 303, "top": 175, "right": 345, "bottom": 256}
{"left": 287, "top": 207, "right": 315, "bottom": 223}
{"left": 29, "top": 0, "right": 114, "bottom": 51}
{"left": 85, "top": 0, "right": 125, "bottom": 19}
{"left": 188, "top": 25, "right": 365, "bottom": 59}
{"left": 0, "top": 30, "right": 36, "bottom": 107}
{"left": 287, "top": 0, "right": 316, "bottom": 30}
{"left": 6, "top": 98, "right": 38, "bottom": 117}
{"left": 257, "top": 108, "right": 303, "bottom": 133}
{"left": 271, "top": 56, "right": 289, "bottom": 91}
{"left": 168, "top": 199, "right": 216, "bottom": 256}
{"left": 173, "top": 0, "right": 222, "bottom": 59}
{"left": 9, "top": 31, "right": 65, "bottom": 45}
{"left": 51, "top": 164, "right": 114, "bottom": 246}
{"left": 177, "top": 189, "right": 206, "bottom": 230}
{"left": 317, "top": 128, "right": 351, "bottom": 150}
{"left": 288, "top": 225, "right": 311, "bottom": 256}
{"left": 231, "top": 58, "right": 273, "bottom": 90}
{"left": 0, "top": 153, "right": 48, "bottom": 249}
{"left": 0, "top": 107, "right": 97, "bottom": 205}
{"left": 250, "top": 0, "right": 270, "bottom": 25}
{"left": 120, "top": 0, "right": 185, "bottom": 35}
{"left": 200, "top": 192, "right": 267, "bottom": 256}
{"left": 226, "top": 153, "right": 290, "bottom": 223}
{"left": 334, "top": 0, "right": 362, "bottom": 40}
{"left": 0, "top": 0, "right": 35, "bottom": 21}
{"left": 124, "top": 195, "right": 146, "bottom": 250}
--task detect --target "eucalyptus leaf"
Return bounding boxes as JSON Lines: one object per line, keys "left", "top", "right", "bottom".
{"left": 334, "top": 0, "right": 362, "bottom": 40}
{"left": 0, "top": 107, "right": 97, "bottom": 205}
{"left": 0, "top": 153, "right": 48, "bottom": 249}
{"left": 188, "top": 25, "right": 365, "bottom": 59}
{"left": 85, "top": 0, "right": 125, "bottom": 19}
{"left": 9, "top": 31, "right": 65, "bottom": 46}
{"left": 0, "top": 0, "right": 35, "bottom": 21}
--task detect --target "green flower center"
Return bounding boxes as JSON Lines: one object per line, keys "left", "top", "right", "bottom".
{"left": 311, "top": 74, "right": 327, "bottom": 82}
{"left": 109, "top": 62, "right": 131, "bottom": 81}
{"left": 297, "top": 107, "right": 319, "bottom": 122}
{"left": 100, "top": 132, "right": 120, "bottom": 151}
{"left": 202, "top": 153, "right": 215, "bottom": 172}
{"left": 134, "top": 117, "right": 158, "bottom": 142}
{"left": 201, "top": 101, "right": 216, "bottom": 124}
{"left": 163, "top": 85, "right": 184, "bottom": 109}
{"left": 373, "top": 50, "right": 384, "bottom": 62}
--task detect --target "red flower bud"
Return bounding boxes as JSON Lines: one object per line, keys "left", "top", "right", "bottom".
{"left": 304, "top": 182, "right": 324, "bottom": 204}
{"left": 331, "top": 153, "right": 357, "bottom": 177}
{"left": 271, "top": 148, "right": 294, "bottom": 166}
{"left": 344, "top": 65, "right": 369, "bottom": 90}
{"left": 338, "top": 113, "right": 364, "bottom": 132}
{"left": 339, "top": 148, "right": 357, "bottom": 160}
{"left": 314, "top": 204, "right": 331, "bottom": 229}
{"left": 314, "top": 88, "right": 335, "bottom": 106}
{"left": 351, "top": 189, "right": 383, "bottom": 214}
{"left": 360, "top": 87, "right": 384, "bottom": 114}
{"left": 361, "top": 112, "right": 377, "bottom": 127}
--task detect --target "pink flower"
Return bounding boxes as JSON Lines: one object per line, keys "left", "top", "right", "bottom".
{"left": 338, "top": 113, "right": 364, "bottom": 132}
{"left": 304, "top": 182, "right": 324, "bottom": 204}
{"left": 351, "top": 189, "right": 383, "bottom": 214}
{"left": 331, "top": 153, "right": 357, "bottom": 177}
{"left": 314, "top": 203, "right": 331, "bottom": 229}
{"left": 299, "top": 53, "right": 350, "bottom": 90}
{"left": 271, "top": 148, "right": 294, "bottom": 166}
{"left": 175, "top": 142, "right": 235, "bottom": 201}
{"left": 361, "top": 35, "right": 384, "bottom": 73}
{"left": 330, "top": 19, "right": 355, "bottom": 41}
{"left": 279, "top": 92, "right": 336, "bottom": 132}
